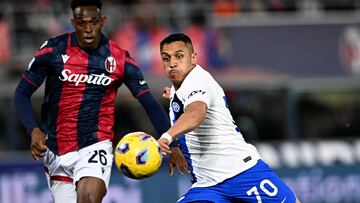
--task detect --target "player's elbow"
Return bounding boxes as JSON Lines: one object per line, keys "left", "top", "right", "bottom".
{"left": 13, "top": 87, "right": 27, "bottom": 107}
{"left": 189, "top": 109, "right": 206, "bottom": 129}
{"left": 184, "top": 101, "right": 208, "bottom": 129}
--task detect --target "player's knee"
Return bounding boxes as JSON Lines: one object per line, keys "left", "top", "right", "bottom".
{"left": 77, "top": 192, "right": 95, "bottom": 203}
{"left": 77, "top": 189, "right": 104, "bottom": 203}
{"left": 76, "top": 177, "right": 106, "bottom": 203}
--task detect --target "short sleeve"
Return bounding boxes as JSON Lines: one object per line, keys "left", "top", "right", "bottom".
{"left": 181, "top": 78, "right": 211, "bottom": 110}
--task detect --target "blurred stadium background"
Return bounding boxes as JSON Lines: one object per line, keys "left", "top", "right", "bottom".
{"left": 1, "top": 0, "right": 360, "bottom": 202}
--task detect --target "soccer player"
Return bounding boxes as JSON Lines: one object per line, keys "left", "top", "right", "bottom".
{"left": 158, "top": 33, "right": 302, "bottom": 203}
{"left": 13, "top": 0, "right": 186, "bottom": 203}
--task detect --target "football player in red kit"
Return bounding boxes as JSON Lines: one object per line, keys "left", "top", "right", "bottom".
{"left": 13, "top": 0, "right": 186, "bottom": 202}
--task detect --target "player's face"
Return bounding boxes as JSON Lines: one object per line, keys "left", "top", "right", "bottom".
{"left": 71, "top": 6, "right": 106, "bottom": 50}
{"left": 161, "top": 41, "right": 196, "bottom": 89}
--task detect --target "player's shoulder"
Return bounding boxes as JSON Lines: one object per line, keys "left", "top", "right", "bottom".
{"left": 186, "top": 65, "right": 210, "bottom": 83}
{"left": 108, "top": 39, "right": 137, "bottom": 66}
{"left": 34, "top": 33, "right": 69, "bottom": 57}
{"left": 42, "top": 33, "right": 69, "bottom": 49}
{"left": 108, "top": 39, "right": 128, "bottom": 56}
{"left": 193, "top": 65, "right": 211, "bottom": 77}
{"left": 192, "top": 65, "right": 217, "bottom": 85}
{"left": 178, "top": 66, "right": 213, "bottom": 94}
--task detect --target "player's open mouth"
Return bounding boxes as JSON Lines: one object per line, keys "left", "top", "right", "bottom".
{"left": 84, "top": 37, "right": 94, "bottom": 44}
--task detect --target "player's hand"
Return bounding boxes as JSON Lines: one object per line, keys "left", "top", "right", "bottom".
{"left": 162, "top": 87, "right": 171, "bottom": 100}
{"left": 30, "top": 127, "right": 47, "bottom": 161}
{"left": 168, "top": 147, "right": 190, "bottom": 176}
{"left": 158, "top": 138, "right": 171, "bottom": 155}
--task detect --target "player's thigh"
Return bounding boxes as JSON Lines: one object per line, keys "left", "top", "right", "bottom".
{"left": 232, "top": 160, "right": 296, "bottom": 203}
{"left": 177, "top": 187, "right": 231, "bottom": 203}
{"left": 50, "top": 181, "right": 76, "bottom": 203}
{"left": 74, "top": 140, "right": 114, "bottom": 188}
{"left": 74, "top": 140, "right": 113, "bottom": 201}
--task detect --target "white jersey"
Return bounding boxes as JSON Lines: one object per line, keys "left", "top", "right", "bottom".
{"left": 169, "top": 65, "right": 261, "bottom": 188}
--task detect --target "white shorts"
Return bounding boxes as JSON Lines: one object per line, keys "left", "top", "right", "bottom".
{"left": 44, "top": 140, "right": 114, "bottom": 203}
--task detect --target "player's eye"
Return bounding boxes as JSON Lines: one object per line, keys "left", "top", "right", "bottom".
{"left": 91, "top": 19, "right": 100, "bottom": 25}
{"left": 77, "top": 20, "right": 85, "bottom": 26}
{"left": 175, "top": 54, "right": 183, "bottom": 60}
{"left": 162, "top": 56, "right": 170, "bottom": 62}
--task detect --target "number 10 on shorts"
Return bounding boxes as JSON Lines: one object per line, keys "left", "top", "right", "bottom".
{"left": 246, "top": 179, "right": 278, "bottom": 203}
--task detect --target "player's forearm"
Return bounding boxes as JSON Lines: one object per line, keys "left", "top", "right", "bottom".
{"left": 137, "top": 91, "right": 179, "bottom": 147}
{"left": 167, "top": 102, "right": 207, "bottom": 140}
{"left": 137, "top": 91, "right": 170, "bottom": 135}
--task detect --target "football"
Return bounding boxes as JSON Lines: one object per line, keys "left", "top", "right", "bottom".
{"left": 114, "top": 131, "right": 163, "bottom": 180}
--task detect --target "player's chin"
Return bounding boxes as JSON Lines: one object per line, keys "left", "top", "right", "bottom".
{"left": 169, "top": 77, "right": 180, "bottom": 84}
{"left": 84, "top": 44, "right": 97, "bottom": 50}
{"left": 81, "top": 39, "right": 97, "bottom": 49}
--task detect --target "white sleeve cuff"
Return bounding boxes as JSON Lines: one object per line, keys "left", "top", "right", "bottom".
{"left": 160, "top": 132, "right": 173, "bottom": 144}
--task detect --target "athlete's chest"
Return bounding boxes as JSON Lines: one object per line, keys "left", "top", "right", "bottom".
{"left": 170, "top": 93, "right": 185, "bottom": 120}
{"left": 49, "top": 47, "right": 123, "bottom": 87}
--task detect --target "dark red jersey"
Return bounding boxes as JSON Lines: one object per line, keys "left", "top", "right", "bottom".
{"left": 21, "top": 32, "right": 150, "bottom": 155}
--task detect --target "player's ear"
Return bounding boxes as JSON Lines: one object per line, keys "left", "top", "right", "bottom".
{"left": 191, "top": 52, "right": 197, "bottom": 66}
{"left": 101, "top": 16, "right": 107, "bottom": 26}
{"left": 71, "top": 18, "right": 75, "bottom": 28}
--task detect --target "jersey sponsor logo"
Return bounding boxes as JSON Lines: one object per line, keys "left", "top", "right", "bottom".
{"left": 59, "top": 69, "right": 114, "bottom": 86}
{"left": 105, "top": 56, "right": 116, "bottom": 73}
{"left": 187, "top": 90, "right": 206, "bottom": 99}
{"left": 61, "top": 54, "right": 70, "bottom": 64}
{"left": 172, "top": 102, "right": 180, "bottom": 113}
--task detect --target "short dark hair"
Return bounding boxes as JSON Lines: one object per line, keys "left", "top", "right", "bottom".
{"left": 160, "top": 33, "right": 194, "bottom": 53}
{"left": 71, "top": 0, "right": 102, "bottom": 11}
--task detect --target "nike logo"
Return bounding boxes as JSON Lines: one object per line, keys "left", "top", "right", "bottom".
{"left": 281, "top": 197, "right": 287, "bottom": 203}
{"left": 139, "top": 80, "right": 146, "bottom": 85}
{"left": 62, "top": 54, "right": 70, "bottom": 64}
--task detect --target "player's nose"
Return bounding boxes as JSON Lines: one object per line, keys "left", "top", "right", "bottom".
{"left": 169, "top": 56, "right": 177, "bottom": 67}
{"left": 84, "top": 23, "right": 92, "bottom": 33}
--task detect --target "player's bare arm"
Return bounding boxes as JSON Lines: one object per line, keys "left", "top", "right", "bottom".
{"left": 30, "top": 127, "right": 47, "bottom": 161}
{"left": 158, "top": 101, "right": 207, "bottom": 154}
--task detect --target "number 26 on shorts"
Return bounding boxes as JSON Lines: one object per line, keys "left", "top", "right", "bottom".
{"left": 246, "top": 179, "right": 278, "bottom": 203}
{"left": 88, "top": 149, "right": 108, "bottom": 166}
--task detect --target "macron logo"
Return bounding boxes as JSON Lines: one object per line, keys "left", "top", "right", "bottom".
{"left": 62, "top": 54, "right": 70, "bottom": 64}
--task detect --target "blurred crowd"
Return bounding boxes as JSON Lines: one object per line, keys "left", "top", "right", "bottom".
{"left": 0, "top": 0, "right": 360, "bottom": 151}
{"left": 0, "top": 0, "right": 360, "bottom": 77}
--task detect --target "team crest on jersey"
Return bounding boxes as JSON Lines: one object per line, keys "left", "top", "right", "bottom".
{"left": 105, "top": 56, "right": 116, "bottom": 73}
{"left": 172, "top": 102, "right": 180, "bottom": 113}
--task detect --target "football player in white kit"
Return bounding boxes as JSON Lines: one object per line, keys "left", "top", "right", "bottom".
{"left": 158, "top": 33, "right": 301, "bottom": 203}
